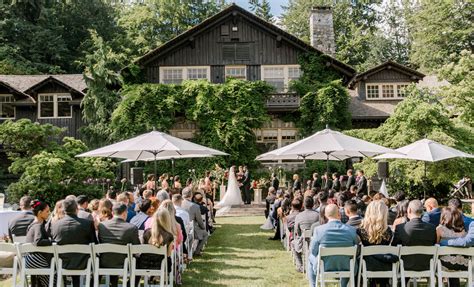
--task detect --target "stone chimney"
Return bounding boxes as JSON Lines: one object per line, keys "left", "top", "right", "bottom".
{"left": 309, "top": 6, "right": 336, "bottom": 56}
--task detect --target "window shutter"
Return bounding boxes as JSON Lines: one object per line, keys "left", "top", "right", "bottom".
{"left": 223, "top": 44, "right": 235, "bottom": 61}
{"left": 235, "top": 44, "right": 250, "bottom": 60}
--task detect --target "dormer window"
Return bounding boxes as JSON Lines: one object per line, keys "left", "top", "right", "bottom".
{"left": 0, "top": 94, "right": 15, "bottom": 119}
{"left": 365, "top": 83, "right": 410, "bottom": 100}
{"left": 38, "top": 93, "right": 72, "bottom": 119}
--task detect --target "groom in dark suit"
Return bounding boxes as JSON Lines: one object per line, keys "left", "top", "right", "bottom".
{"left": 243, "top": 166, "right": 251, "bottom": 204}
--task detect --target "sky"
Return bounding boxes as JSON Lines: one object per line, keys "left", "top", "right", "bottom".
{"left": 232, "top": 0, "right": 288, "bottom": 18}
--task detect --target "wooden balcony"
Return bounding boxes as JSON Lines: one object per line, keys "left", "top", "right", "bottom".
{"left": 266, "top": 93, "right": 300, "bottom": 111}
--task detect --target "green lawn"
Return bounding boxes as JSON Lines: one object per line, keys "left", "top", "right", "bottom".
{"left": 181, "top": 216, "right": 307, "bottom": 287}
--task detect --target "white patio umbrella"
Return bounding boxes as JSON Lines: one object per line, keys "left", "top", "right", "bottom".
{"left": 121, "top": 153, "right": 215, "bottom": 174}
{"left": 374, "top": 139, "right": 474, "bottom": 198}
{"left": 256, "top": 127, "right": 397, "bottom": 172}
{"left": 77, "top": 130, "right": 227, "bottom": 175}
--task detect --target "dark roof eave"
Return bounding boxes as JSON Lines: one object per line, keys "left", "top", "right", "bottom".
{"left": 349, "top": 60, "right": 425, "bottom": 87}
{"left": 25, "top": 76, "right": 85, "bottom": 97}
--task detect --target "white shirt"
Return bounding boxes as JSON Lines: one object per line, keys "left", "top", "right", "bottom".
{"left": 175, "top": 205, "right": 190, "bottom": 227}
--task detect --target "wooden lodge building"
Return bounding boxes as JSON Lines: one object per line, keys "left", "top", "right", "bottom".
{"left": 0, "top": 4, "right": 442, "bottom": 151}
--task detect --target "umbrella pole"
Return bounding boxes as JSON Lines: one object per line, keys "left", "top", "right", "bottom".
{"left": 171, "top": 158, "right": 175, "bottom": 175}
{"left": 154, "top": 153, "right": 157, "bottom": 192}
{"left": 326, "top": 153, "right": 330, "bottom": 174}
{"left": 423, "top": 161, "right": 427, "bottom": 199}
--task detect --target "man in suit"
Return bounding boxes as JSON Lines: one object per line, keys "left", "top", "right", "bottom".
{"left": 243, "top": 166, "right": 251, "bottom": 204}
{"left": 75, "top": 195, "right": 94, "bottom": 222}
{"left": 51, "top": 197, "right": 97, "bottom": 287}
{"left": 345, "top": 169, "right": 356, "bottom": 191}
{"left": 331, "top": 173, "right": 341, "bottom": 192}
{"left": 182, "top": 187, "right": 208, "bottom": 256}
{"left": 8, "top": 195, "right": 35, "bottom": 241}
{"left": 311, "top": 173, "right": 321, "bottom": 190}
{"left": 293, "top": 196, "right": 319, "bottom": 273}
{"left": 308, "top": 204, "right": 358, "bottom": 287}
{"left": 344, "top": 200, "right": 362, "bottom": 228}
{"left": 392, "top": 200, "right": 437, "bottom": 272}
{"left": 322, "top": 172, "right": 332, "bottom": 191}
{"left": 356, "top": 169, "right": 368, "bottom": 196}
{"left": 98, "top": 202, "right": 140, "bottom": 287}
{"left": 270, "top": 173, "right": 279, "bottom": 191}
{"left": 292, "top": 174, "right": 302, "bottom": 192}
{"left": 421, "top": 197, "right": 441, "bottom": 226}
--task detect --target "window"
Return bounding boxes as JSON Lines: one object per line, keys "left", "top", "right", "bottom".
{"left": 0, "top": 95, "right": 15, "bottom": 119}
{"left": 366, "top": 85, "right": 379, "bottom": 99}
{"left": 365, "top": 83, "right": 411, "bottom": 100}
{"left": 222, "top": 43, "right": 250, "bottom": 61}
{"left": 38, "top": 94, "right": 72, "bottom": 118}
{"left": 261, "top": 65, "right": 301, "bottom": 93}
{"left": 397, "top": 84, "right": 408, "bottom": 97}
{"left": 382, "top": 84, "right": 394, "bottom": 98}
{"left": 160, "top": 66, "right": 210, "bottom": 84}
{"left": 225, "top": 66, "right": 246, "bottom": 80}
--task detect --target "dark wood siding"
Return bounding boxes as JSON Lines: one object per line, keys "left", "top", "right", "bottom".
{"left": 144, "top": 15, "right": 304, "bottom": 83}
{"left": 365, "top": 69, "right": 413, "bottom": 83}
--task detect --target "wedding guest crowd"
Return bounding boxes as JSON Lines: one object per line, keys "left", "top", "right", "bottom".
{"left": 266, "top": 168, "right": 474, "bottom": 287}
{"left": 6, "top": 173, "right": 216, "bottom": 287}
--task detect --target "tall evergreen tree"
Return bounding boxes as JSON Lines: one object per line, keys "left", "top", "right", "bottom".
{"left": 249, "top": 0, "right": 274, "bottom": 23}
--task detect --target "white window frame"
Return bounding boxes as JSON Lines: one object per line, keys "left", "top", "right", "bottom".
{"left": 225, "top": 65, "right": 247, "bottom": 80}
{"left": 365, "top": 83, "right": 411, "bottom": 100}
{"left": 0, "top": 94, "right": 15, "bottom": 119}
{"left": 38, "top": 93, "right": 72, "bottom": 119}
{"left": 261, "top": 65, "right": 301, "bottom": 92}
{"left": 159, "top": 66, "right": 211, "bottom": 83}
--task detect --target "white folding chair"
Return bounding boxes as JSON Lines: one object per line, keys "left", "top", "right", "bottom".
{"left": 316, "top": 245, "right": 357, "bottom": 287}
{"left": 92, "top": 243, "right": 130, "bottom": 287}
{"left": 279, "top": 219, "right": 286, "bottom": 248}
{"left": 17, "top": 243, "right": 56, "bottom": 287}
{"left": 12, "top": 235, "right": 27, "bottom": 244}
{"left": 186, "top": 221, "right": 194, "bottom": 259}
{"left": 54, "top": 243, "right": 93, "bottom": 287}
{"left": 129, "top": 244, "right": 168, "bottom": 287}
{"left": 436, "top": 246, "right": 474, "bottom": 287}
{"left": 302, "top": 229, "right": 313, "bottom": 274}
{"left": 399, "top": 245, "right": 438, "bottom": 287}
{"left": 358, "top": 245, "right": 400, "bottom": 287}
{"left": 0, "top": 242, "right": 19, "bottom": 287}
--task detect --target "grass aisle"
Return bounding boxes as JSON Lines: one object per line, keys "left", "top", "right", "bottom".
{"left": 182, "top": 216, "right": 307, "bottom": 287}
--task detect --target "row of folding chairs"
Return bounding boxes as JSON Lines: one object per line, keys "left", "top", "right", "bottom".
{"left": 0, "top": 242, "right": 173, "bottom": 287}
{"left": 309, "top": 245, "right": 474, "bottom": 287}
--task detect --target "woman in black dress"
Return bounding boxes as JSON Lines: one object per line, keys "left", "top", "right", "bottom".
{"left": 25, "top": 200, "right": 55, "bottom": 287}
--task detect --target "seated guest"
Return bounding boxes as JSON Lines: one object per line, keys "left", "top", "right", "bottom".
{"left": 441, "top": 221, "right": 474, "bottom": 247}
{"left": 308, "top": 204, "right": 358, "bottom": 287}
{"left": 293, "top": 197, "right": 319, "bottom": 273}
{"left": 422, "top": 197, "right": 441, "bottom": 226}
{"left": 88, "top": 199, "right": 100, "bottom": 227}
{"left": 51, "top": 198, "right": 97, "bottom": 287}
{"left": 392, "top": 200, "right": 409, "bottom": 230}
{"left": 156, "top": 189, "right": 170, "bottom": 203}
{"left": 181, "top": 187, "right": 208, "bottom": 256}
{"left": 448, "top": 198, "right": 473, "bottom": 231}
{"left": 76, "top": 195, "right": 94, "bottom": 222}
{"left": 46, "top": 199, "right": 65, "bottom": 232}
{"left": 25, "top": 200, "right": 55, "bottom": 287}
{"left": 337, "top": 193, "right": 349, "bottom": 223}
{"left": 344, "top": 200, "right": 362, "bottom": 228}
{"left": 117, "top": 192, "right": 136, "bottom": 222}
{"left": 286, "top": 199, "right": 302, "bottom": 233}
{"left": 392, "top": 200, "right": 436, "bottom": 272}
{"left": 99, "top": 198, "right": 113, "bottom": 222}
{"left": 139, "top": 208, "right": 174, "bottom": 274}
{"left": 173, "top": 194, "right": 190, "bottom": 227}
{"left": 315, "top": 191, "right": 328, "bottom": 213}
{"left": 193, "top": 193, "right": 211, "bottom": 232}
{"left": 98, "top": 203, "right": 140, "bottom": 287}
{"left": 131, "top": 199, "right": 153, "bottom": 230}
{"left": 8, "top": 196, "right": 35, "bottom": 241}
{"left": 357, "top": 200, "right": 394, "bottom": 287}
{"left": 436, "top": 207, "right": 468, "bottom": 287}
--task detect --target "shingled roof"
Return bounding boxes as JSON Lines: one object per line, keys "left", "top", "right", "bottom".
{"left": 0, "top": 74, "right": 87, "bottom": 95}
{"left": 349, "top": 89, "right": 400, "bottom": 120}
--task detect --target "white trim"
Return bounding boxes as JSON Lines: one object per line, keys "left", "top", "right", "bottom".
{"left": 159, "top": 66, "right": 211, "bottom": 83}
{"left": 225, "top": 65, "right": 247, "bottom": 80}
{"left": 0, "top": 94, "right": 15, "bottom": 119}
{"left": 261, "top": 65, "right": 301, "bottom": 92}
{"left": 365, "top": 82, "right": 410, "bottom": 100}
{"left": 37, "top": 93, "right": 73, "bottom": 119}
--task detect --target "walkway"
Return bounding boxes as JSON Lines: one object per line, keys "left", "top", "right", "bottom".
{"left": 182, "top": 216, "right": 307, "bottom": 287}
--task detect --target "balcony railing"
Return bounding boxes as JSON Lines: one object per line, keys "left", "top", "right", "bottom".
{"left": 266, "top": 93, "right": 300, "bottom": 110}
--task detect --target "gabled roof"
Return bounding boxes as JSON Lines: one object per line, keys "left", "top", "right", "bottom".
{"left": 0, "top": 74, "right": 87, "bottom": 96}
{"left": 0, "top": 80, "right": 35, "bottom": 103}
{"left": 349, "top": 60, "right": 425, "bottom": 88}
{"left": 135, "top": 4, "right": 355, "bottom": 79}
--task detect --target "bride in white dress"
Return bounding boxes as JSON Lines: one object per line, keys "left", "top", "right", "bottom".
{"left": 215, "top": 166, "right": 243, "bottom": 215}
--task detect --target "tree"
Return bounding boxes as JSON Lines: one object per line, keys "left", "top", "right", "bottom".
{"left": 407, "top": 0, "right": 473, "bottom": 72}
{"left": 249, "top": 0, "right": 274, "bottom": 23}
